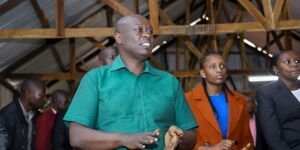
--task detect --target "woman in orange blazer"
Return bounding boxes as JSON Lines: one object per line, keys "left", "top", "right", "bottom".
{"left": 185, "top": 53, "right": 253, "bottom": 150}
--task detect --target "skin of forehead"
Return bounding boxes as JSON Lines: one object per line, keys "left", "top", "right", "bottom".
{"left": 115, "top": 14, "right": 150, "bottom": 32}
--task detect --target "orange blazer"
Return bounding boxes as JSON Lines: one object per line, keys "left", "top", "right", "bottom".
{"left": 185, "top": 83, "right": 253, "bottom": 150}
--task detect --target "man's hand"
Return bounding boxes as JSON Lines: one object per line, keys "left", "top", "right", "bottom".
{"left": 164, "top": 125, "right": 184, "bottom": 150}
{"left": 121, "top": 129, "right": 160, "bottom": 149}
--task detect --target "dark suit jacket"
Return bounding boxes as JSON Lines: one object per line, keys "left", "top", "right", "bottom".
{"left": 0, "top": 99, "right": 38, "bottom": 150}
{"left": 52, "top": 110, "right": 73, "bottom": 150}
{"left": 256, "top": 79, "right": 300, "bottom": 150}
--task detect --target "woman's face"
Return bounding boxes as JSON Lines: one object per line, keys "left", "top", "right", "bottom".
{"left": 201, "top": 54, "right": 227, "bottom": 85}
{"left": 273, "top": 51, "right": 300, "bottom": 81}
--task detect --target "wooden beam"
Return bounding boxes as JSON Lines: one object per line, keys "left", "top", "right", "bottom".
{"left": 1, "top": 40, "right": 59, "bottom": 73}
{"left": 0, "top": 73, "right": 84, "bottom": 80}
{"left": 148, "top": 0, "right": 159, "bottom": 34}
{"left": 1, "top": 19, "right": 300, "bottom": 39}
{"left": 134, "top": 0, "right": 139, "bottom": 14}
{"left": 262, "top": 0, "right": 274, "bottom": 28}
{"left": 55, "top": 0, "right": 65, "bottom": 36}
{"left": 30, "top": 0, "right": 66, "bottom": 72}
{"left": 207, "top": 0, "right": 218, "bottom": 52}
{"left": 239, "top": 0, "right": 271, "bottom": 29}
{"left": 85, "top": 37, "right": 106, "bottom": 50}
{"left": 185, "top": 0, "right": 191, "bottom": 24}
{"left": 1, "top": 69, "right": 268, "bottom": 79}
{"left": 271, "top": 31, "right": 284, "bottom": 50}
{"left": 105, "top": 6, "right": 114, "bottom": 27}
{"left": 158, "top": 8, "right": 204, "bottom": 59}
{"left": 273, "top": 0, "right": 286, "bottom": 26}
{"left": 101, "top": 0, "right": 134, "bottom": 16}
{"left": 283, "top": 0, "right": 292, "bottom": 50}
{"left": 30, "top": 0, "right": 50, "bottom": 28}
{"left": 0, "top": 28, "right": 114, "bottom": 38}
{"left": 0, "top": 76, "right": 19, "bottom": 95}
{"left": 69, "top": 38, "right": 76, "bottom": 77}
{"left": 0, "top": 0, "right": 25, "bottom": 16}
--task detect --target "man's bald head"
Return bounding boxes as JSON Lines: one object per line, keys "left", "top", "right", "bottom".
{"left": 115, "top": 14, "right": 149, "bottom": 33}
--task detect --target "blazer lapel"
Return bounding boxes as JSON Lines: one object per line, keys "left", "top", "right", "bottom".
{"left": 192, "top": 84, "right": 222, "bottom": 135}
{"left": 227, "top": 91, "right": 243, "bottom": 137}
{"left": 276, "top": 79, "right": 300, "bottom": 107}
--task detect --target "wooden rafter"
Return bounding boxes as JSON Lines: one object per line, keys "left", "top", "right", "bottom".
{"left": 134, "top": 0, "right": 139, "bottom": 14}
{"left": 274, "top": 0, "right": 286, "bottom": 26}
{"left": 238, "top": 0, "right": 271, "bottom": 29}
{"left": 55, "top": 0, "right": 65, "bottom": 36}
{"left": 101, "top": 0, "right": 134, "bottom": 16}
{"left": 30, "top": 0, "right": 66, "bottom": 72}
{"left": 0, "top": 76, "right": 18, "bottom": 95}
{"left": 0, "top": 69, "right": 268, "bottom": 80}
{"left": 2, "top": 19, "right": 300, "bottom": 39}
{"left": 262, "top": 0, "right": 274, "bottom": 28}
{"left": 149, "top": 0, "right": 159, "bottom": 34}
{"left": 0, "top": 0, "right": 24, "bottom": 16}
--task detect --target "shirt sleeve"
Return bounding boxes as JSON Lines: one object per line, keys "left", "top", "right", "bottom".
{"left": 64, "top": 70, "right": 100, "bottom": 128}
{"left": 173, "top": 78, "right": 198, "bottom": 130}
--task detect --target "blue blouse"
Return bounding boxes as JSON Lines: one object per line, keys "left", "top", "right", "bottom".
{"left": 210, "top": 92, "right": 229, "bottom": 139}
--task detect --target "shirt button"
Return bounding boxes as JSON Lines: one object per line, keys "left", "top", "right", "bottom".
{"left": 140, "top": 112, "right": 144, "bottom": 115}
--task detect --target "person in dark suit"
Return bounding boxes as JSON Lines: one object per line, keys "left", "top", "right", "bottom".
{"left": 256, "top": 50, "right": 300, "bottom": 150}
{"left": 0, "top": 78, "right": 47, "bottom": 150}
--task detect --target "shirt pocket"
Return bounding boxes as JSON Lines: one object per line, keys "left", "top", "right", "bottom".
{"left": 98, "top": 89, "right": 139, "bottom": 120}
{"left": 146, "top": 94, "right": 175, "bottom": 124}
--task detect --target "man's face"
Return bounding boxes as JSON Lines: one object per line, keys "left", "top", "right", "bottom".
{"left": 54, "top": 93, "right": 68, "bottom": 110}
{"left": 29, "top": 84, "right": 47, "bottom": 110}
{"left": 115, "top": 16, "right": 154, "bottom": 61}
{"left": 103, "top": 48, "right": 118, "bottom": 65}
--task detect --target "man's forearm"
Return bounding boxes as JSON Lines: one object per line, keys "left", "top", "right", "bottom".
{"left": 178, "top": 129, "right": 196, "bottom": 150}
{"left": 69, "top": 122, "right": 124, "bottom": 150}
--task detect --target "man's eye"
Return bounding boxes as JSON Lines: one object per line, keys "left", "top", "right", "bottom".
{"left": 146, "top": 28, "right": 153, "bottom": 34}
{"left": 134, "top": 28, "right": 143, "bottom": 33}
{"left": 295, "top": 60, "right": 300, "bottom": 64}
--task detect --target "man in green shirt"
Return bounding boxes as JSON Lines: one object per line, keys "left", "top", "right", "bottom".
{"left": 64, "top": 14, "right": 197, "bottom": 150}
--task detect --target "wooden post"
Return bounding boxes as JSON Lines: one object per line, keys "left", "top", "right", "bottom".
{"left": 149, "top": 0, "right": 159, "bottom": 34}
{"left": 56, "top": 0, "right": 65, "bottom": 36}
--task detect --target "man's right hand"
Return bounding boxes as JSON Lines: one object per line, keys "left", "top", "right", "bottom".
{"left": 121, "top": 129, "right": 160, "bottom": 149}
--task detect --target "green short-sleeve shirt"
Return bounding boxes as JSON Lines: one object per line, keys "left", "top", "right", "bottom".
{"left": 64, "top": 56, "right": 198, "bottom": 150}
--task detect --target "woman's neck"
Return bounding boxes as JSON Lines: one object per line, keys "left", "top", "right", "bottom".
{"left": 280, "top": 77, "right": 300, "bottom": 91}
{"left": 206, "top": 83, "right": 224, "bottom": 96}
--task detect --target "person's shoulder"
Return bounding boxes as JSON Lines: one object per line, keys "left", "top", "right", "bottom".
{"left": 257, "top": 81, "right": 277, "bottom": 94}
{"left": 0, "top": 101, "right": 20, "bottom": 121}
{"left": 83, "top": 64, "right": 112, "bottom": 79}
{"left": 150, "top": 67, "right": 176, "bottom": 79}
{"left": 0, "top": 101, "right": 18, "bottom": 115}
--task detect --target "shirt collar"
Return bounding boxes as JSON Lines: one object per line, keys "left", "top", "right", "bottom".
{"left": 109, "top": 55, "right": 160, "bottom": 76}
{"left": 18, "top": 99, "right": 35, "bottom": 121}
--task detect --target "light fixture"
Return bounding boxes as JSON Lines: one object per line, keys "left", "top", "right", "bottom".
{"left": 248, "top": 75, "right": 278, "bottom": 82}
{"left": 249, "top": 75, "right": 300, "bottom": 82}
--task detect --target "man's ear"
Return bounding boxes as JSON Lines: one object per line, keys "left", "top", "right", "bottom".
{"left": 114, "top": 33, "right": 122, "bottom": 45}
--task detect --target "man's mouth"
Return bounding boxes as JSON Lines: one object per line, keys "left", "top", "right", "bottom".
{"left": 141, "top": 42, "right": 151, "bottom": 47}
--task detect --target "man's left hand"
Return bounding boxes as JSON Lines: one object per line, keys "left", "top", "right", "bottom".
{"left": 164, "top": 125, "right": 184, "bottom": 150}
